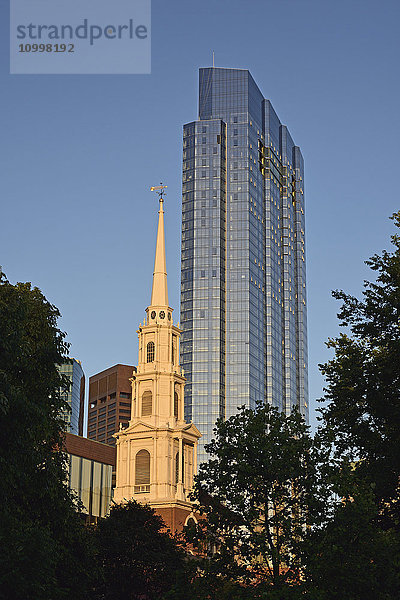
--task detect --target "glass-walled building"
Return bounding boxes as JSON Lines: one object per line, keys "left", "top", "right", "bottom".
{"left": 64, "top": 432, "right": 115, "bottom": 522}
{"left": 181, "top": 67, "right": 308, "bottom": 463}
{"left": 58, "top": 358, "right": 85, "bottom": 436}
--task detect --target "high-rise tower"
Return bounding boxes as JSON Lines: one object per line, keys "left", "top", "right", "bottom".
{"left": 58, "top": 358, "right": 85, "bottom": 436}
{"left": 181, "top": 67, "right": 308, "bottom": 463}
{"left": 87, "top": 364, "right": 134, "bottom": 445}
{"left": 114, "top": 192, "right": 201, "bottom": 531}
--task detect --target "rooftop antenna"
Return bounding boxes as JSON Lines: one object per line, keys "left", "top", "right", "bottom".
{"left": 150, "top": 183, "right": 167, "bottom": 203}
{"left": 212, "top": 51, "right": 215, "bottom": 68}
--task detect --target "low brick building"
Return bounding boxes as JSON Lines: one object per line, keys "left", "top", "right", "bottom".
{"left": 64, "top": 432, "right": 116, "bottom": 522}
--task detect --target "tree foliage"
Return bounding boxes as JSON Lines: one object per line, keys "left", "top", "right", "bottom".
{"left": 93, "top": 500, "right": 186, "bottom": 600}
{"left": 0, "top": 271, "right": 93, "bottom": 599}
{"left": 305, "top": 212, "right": 400, "bottom": 597}
{"left": 305, "top": 479, "right": 400, "bottom": 600}
{"left": 188, "top": 404, "right": 329, "bottom": 596}
{"left": 318, "top": 212, "right": 400, "bottom": 525}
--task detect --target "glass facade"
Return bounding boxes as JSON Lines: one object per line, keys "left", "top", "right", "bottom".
{"left": 58, "top": 358, "right": 85, "bottom": 435}
{"left": 181, "top": 68, "right": 308, "bottom": 463}
{"left": 68, "top": 453, "right": 112, "bottom": 518}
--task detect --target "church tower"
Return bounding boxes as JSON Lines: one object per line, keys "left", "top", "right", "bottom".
{"left": 114, "top": 190, "right": 201, "bottom": 531}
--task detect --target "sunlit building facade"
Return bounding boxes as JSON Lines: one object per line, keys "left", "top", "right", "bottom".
{"left": 114, "top": 194, "right": 201, "bottom": 532}
{"left": 87, "top": 364, "right": 134, "bottom": 446}
{"left": 181, "top": 67, "right": 308, "bottom": 462}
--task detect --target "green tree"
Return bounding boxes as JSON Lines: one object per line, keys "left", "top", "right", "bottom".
{"left": 305, "top": 476, "right": 400, "bottom": 600}
{"left": 305, "top": 212, "right": 400, "bottom": 598}
{"left": 318, "top": 212, "right": 400, "bottom": 525}
{"left": 94, "top": 500, "right": 186, "bottom": 600}
{"left": 187, "top": 404, "right": 329, "bottom": 597}
{"left": 0, "top": 272, "right": 93, "bottom": 599}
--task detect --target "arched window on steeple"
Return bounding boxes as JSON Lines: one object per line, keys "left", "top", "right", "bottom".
{"left": 135, "top": 449, "right": 150, "bottom": 493}
{"left": 142, "top": 391, "right": 152, "bottom": 416}
{"left": 146, "top": 341, "right": 155, "bottom": 363}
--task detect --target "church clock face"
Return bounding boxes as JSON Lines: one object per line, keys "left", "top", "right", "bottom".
{"left": 159, "top": 310, "right": 165, "bottom": 319}
{"left": 151, "top": 310, "right": 156, "bottom": 319}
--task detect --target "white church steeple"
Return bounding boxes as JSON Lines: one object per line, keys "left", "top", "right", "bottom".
{"left": 113, "top": 188, "right": 201, "bottom": 530}
{"left": 150, "top": 195, "right": 169, "bottom": 308}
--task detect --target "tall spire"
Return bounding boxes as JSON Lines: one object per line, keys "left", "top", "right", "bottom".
{"left": 150, "top": 196, "right": 169, "bottom": 307}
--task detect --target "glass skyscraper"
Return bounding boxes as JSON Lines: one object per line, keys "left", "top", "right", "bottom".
{"left": 58, "top": 358, "right": 85, "bottom": 436}
{"left": 181, "top": 68, "right": 308, "bottom": 462}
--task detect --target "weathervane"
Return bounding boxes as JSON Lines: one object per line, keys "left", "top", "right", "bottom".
{"left": 150, "top": 183, "right": 167, "bottom": 203}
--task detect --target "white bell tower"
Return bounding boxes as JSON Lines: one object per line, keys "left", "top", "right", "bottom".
{"left": 114, "top": 187, "right": 201, "bottom": 530}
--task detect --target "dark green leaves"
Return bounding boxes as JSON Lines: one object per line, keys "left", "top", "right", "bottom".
{"left": 190, "top": 404, "right": 327, "bottom": 592}
{"left": 94, "top": 500, "right": 186, "bottom": 600}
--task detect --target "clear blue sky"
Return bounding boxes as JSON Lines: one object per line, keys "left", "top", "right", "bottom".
{"left": 1, "top": 0, "right": 399, "bottom": 432}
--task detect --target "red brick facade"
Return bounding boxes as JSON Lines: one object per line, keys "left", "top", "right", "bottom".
{"left": 87, "top": 364, "right": 134, "bottom": 445}
{"left": 155, "top": 505, "right": 195, "bottom": 533}
{"left": 64, "top": 432, "right": 116, "bottom": 466}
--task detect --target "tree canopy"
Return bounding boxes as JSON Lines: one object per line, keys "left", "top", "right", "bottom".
{"left": 303, "top": 212, "right": 400, "bottom": 597}
{"left": 318, "top": 212, "right": 400, "bottom": 526}
{"left": 93, "top": 500, "right": 186, "bottom": 600}
{"left": 188, "top": 404, "right": 329, "bottom": 596}
{"left": 0, "top": 271, "right": 93, "bottom": 599}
